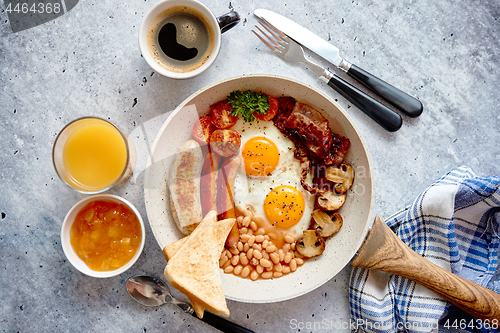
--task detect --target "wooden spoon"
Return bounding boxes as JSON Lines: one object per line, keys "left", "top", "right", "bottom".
{"left": 351, "top": 215, "right": 500, "bottom": 320}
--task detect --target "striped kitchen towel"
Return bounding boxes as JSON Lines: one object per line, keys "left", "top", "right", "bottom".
{"left": 349, "top": 166, "right": 500, "bottom": 332}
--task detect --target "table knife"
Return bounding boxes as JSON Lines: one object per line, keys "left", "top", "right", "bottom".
{"left": 254, "top": 9, "right": 423, "bottom": 118}
{"left": 254, "top": 20, "right": 402, "bottom": 131}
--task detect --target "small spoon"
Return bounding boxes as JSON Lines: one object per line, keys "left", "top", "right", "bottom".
{"left": 126, "top": 275, "right": 254, "bottom": 333}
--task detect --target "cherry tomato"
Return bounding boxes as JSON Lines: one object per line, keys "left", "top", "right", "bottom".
{"left": 210, "top": 129, "right": 241, "bottom": 157}
{"left": 254, "top": 95, "right": 279, "bottom": 121}
{"left": 210, "top": 100, "right": 238, "bottom": 129}
{"left": 192, "top": 116, "right": 216, "bottom": 143}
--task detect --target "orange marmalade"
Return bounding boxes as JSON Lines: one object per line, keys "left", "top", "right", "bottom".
{"left": 70, "top": 200, "right": 142, "bottom": 271}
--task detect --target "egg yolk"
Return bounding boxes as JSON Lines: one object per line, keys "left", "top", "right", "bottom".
{"left": 242, "top": 137, "right": 280, "bottom": 176}
{"left": 264, "top": 185, "right": 305, "bottom": 229}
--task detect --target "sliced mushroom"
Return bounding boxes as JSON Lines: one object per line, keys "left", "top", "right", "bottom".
{"left": 317, "top": 190, "right": 346, "bottom": 211}
{"left": 312, "top": 210, "right": 343, "bottom": 237}
{"left": 296, "top": 230, "right": 326, "bottom": 257}
{"left": 326, "top": 163, "right": 354, "bottom": 193}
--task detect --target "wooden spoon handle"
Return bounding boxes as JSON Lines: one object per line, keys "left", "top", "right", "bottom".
{"left": 351, "top": 216, "right": 500, "bottom": 320}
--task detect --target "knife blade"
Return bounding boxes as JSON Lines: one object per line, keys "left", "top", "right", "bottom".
{"left": 254, "top": 8, "right": 423, "bottom": 118}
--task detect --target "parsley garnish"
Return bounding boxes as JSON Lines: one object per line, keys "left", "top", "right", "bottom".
{"left": 227, "top": 90, "right": 270, "bottom": 122}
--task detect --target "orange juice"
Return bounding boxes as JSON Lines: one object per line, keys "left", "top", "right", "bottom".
{"left": 61, "top": 118, "right": 128, "bottom": 192}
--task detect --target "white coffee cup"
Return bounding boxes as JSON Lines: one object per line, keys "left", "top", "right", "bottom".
{"left": 139, "top": 0, "right": 239, "bottom": 79}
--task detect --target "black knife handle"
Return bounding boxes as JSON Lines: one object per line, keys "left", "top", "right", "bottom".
{"left": 347, "top": 64, "right": 423, "bottom": 118}
{"left": 327, "top": 74, "right": 402, "bottom": 132}
{"left": 195, "top": 311, "right": 255, "bottom": 333}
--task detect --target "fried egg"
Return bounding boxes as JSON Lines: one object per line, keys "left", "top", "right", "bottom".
{"left": 232, "top": 118, "right": 315, "bottom": 241}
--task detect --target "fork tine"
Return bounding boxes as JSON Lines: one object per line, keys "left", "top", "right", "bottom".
{"left": 252, "top": 17, "right": 293, "bottom": 53}
{"left": 256, "top": 25, "right": 281, "bottom": 47}
{"left": 252, "top": 28, "right": 278, "bottom": 52}
{"left": 257, "top": 21, "right": 284, "bottom": 46}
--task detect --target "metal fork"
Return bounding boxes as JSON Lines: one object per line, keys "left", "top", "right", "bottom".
{"left": 253, "top": 21, "right": 332, "bottom": 83}
{"left": 252, "top": 20, "right": 403, "bottom": 132}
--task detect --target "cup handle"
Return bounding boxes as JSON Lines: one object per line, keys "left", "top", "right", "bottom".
{"left": 217, "top": 11, "right": 240, "bottom": 33}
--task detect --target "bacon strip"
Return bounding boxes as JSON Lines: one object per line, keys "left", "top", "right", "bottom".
{"left": 274, "top": 99, "right": 351, "bottom": 195}
{"left": 284, "top": 102, "right": 333, "bottom": 161}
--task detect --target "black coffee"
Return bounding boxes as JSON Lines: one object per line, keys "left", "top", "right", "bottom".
{"left": 158, "top": 23, "right": 198, "bottom": 61}
{"left": 147, "top": 6, "right": 215, "bottom": 73}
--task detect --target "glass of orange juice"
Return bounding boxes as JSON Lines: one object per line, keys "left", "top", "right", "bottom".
{"left": 53, "top": 117, "right": 132, "bottom": 194}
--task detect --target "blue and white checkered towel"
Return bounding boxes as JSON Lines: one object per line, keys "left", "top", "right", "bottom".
{"left": 349, "top": 166, "right": 500, "bottom": 332}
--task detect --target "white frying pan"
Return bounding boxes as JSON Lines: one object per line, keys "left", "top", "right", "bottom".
{"left": 144, "top": 74, "right": 500, "bottom": 319}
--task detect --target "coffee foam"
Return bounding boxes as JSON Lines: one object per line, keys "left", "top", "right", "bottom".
{"left": 147, "top": 6, "right": 216, "bottom": 74}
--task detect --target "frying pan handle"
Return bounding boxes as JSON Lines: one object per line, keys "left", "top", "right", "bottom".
{"left": 351, "top": 216, "right": 500, "bottom": 320}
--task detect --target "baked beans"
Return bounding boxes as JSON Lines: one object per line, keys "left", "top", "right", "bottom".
{"left": 219, "top": 215, "right": 308, "bottom": 280}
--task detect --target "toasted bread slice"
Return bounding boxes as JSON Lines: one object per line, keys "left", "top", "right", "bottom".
{"left": 163, "top": 236, "right": 201, "bottom": 315}
{"left": 164, "top": 211, "right": 234, "bottom": 318}
{"left": 163, "top": 238, "right": 206, "bottom": 316}
{"left": 163, "top": 212, "right": 219, "bottom": 317}
{"left": 163, "top": 237, "right": 187, "bottom": 261}
{"left": 162, "top": 211, "right": 218, "bottom": 316}
{"left": 187, "top": 296, "right": 206, "bottom": 319}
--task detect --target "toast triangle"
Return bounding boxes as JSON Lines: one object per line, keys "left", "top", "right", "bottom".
{"left": 164, "top": 210, "right": 234, "bottom": 318}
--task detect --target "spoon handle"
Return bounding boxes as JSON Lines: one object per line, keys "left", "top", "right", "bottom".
{"left": 196, "top": 311, "right": 254, "bottom": 333}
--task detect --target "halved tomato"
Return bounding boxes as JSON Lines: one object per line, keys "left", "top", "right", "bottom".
{"left": 192, "top": 116, "right": 216, "bottom": 143}
{"left": 254, "top": 95, "right": 279, "bottom": 121}
{"left": 210, "top": 129, "right": 241, "bottom": 157}
{"left": 211, "top": 100, "right": 238, "bottom": 129}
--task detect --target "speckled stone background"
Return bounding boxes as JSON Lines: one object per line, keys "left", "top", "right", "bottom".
{"left": 1, "top": 0, "right": 499, "bottom": 332}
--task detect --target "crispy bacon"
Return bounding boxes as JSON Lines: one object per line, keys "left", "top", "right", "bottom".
{"left": 273, "top": 96, "right": 296, "bottom": 133}
{"left": 278, "top": 100, "right": 350, "bottom": 166}
{"left": 284, "top": 102, "right": 333, "bottom": 161}
{"left": 273, "top": 97, "right": 351, "bottom": 195}
{"left": 329, "top": 133, "right": 350, "bottom": 166}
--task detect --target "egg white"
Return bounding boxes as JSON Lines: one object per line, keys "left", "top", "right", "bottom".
{"left": 232, "top": 118, "right": 315, "bottom": 240}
